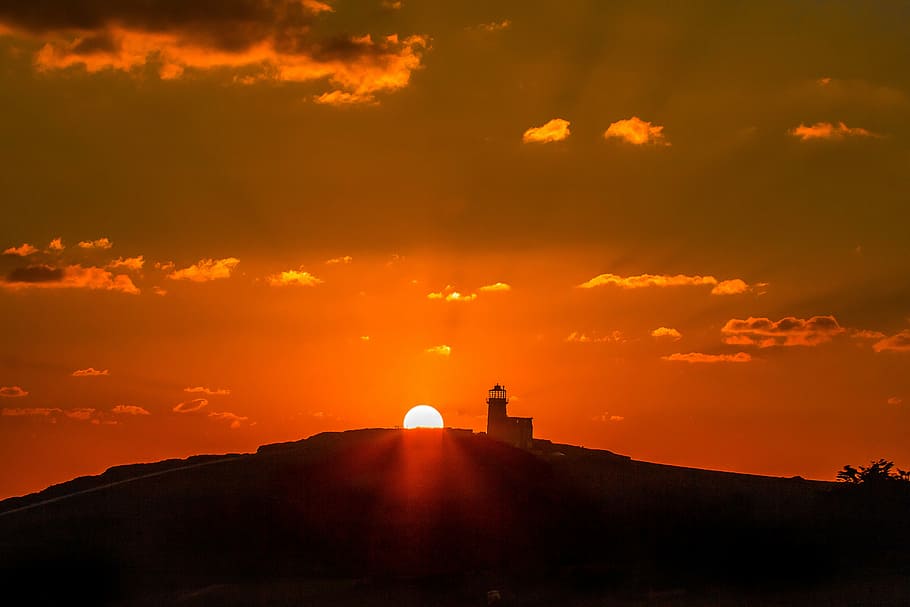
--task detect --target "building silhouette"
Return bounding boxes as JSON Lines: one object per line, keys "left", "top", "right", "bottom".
{"left": 486, "top": 384, "right": 533, "bottom": 449}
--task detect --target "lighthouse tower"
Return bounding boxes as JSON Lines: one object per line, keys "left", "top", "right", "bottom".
{"left": 485, "top": 383, "right": 533, "bottom": 449}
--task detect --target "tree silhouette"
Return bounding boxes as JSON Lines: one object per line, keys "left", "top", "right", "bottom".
{"left": 837, "top": 459, "right": 910, "bottom": 485}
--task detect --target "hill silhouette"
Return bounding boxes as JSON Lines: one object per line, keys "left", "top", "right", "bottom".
{"left": 2, "top": 428, "right": 909, "bottom": 605}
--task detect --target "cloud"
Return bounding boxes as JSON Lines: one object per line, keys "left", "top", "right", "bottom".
{"left": 425, "top": 345, "right": 452, "bottom": 356}
{"left": 313, "top": 90, "right": 377, "bottom": 105}
{"left": 2, "top": 264, "right": 139, "bottom": 294}
{"left": 662, "top": 352, "right": 752, "bottom": 363}
{"left": 112, "top": 404, "right": 150, "bottom": 415}
{"left": 478, "top": 282, "right": 511, "bottom": 292}
{"left": 65, "top": 408, "right": 97, "bottom": 421}
{"left": 887, "top": 396, "right": 903, "bottom": 406}
{"left": 579, "top": 272, "right": 709, "bottom": 290}
{"left": 565, "top": 331, "right": 625, "bottom": 344}
{"left": 107, "top": 255, "right": 145, "bottom": 271}
{"left": 594, "top": 413, "right": 625, "bottom": 422}
{"left": 168, "top": 257, "right": 239, "bottom": 282}
{"left": 0, "top": 3, "right": 429, "bottom": 105}
{"left": 48, "top": 237, "right": 64, "bottom": 251}
{"left": 77, "top": 237, "right": 113, "bottom": 249}
{"left": 711, "top": 279, "right": 750, "bottom": 295}
{"left": 152, "top": 286, "right": 167, "bottom": 296}
{"left": 360, "top": 335, "right": 370, "bottom": 341}
{"left": 475, "top": 20, "right": 511, "bottom": 32}
{"left": 790, "top": 121, "right": 877, "bottom": 141}
{"left": 266, "top": 268, "right": 323, "bottom": 287}
{"left": 852, "top": 329, "right": 886, "bottom": 340}
{"left": 651, "top": 327, "right": 682, "bottom": 340}
{"left": 872, "top": 329, "right": 910, "bottom": 353}
{"left": 427, "top": 290, "right": 476, "bottom": 302}
{"left": 173, "top": 398, "right": 208, "bottom": 413}
{"left": 3, "top": 243, "right": 38, "bottom": 256}
{"left": 603, "top": 116, "right": 669, "bottom": 145}
{"left": 2, "top": 407, "right": 61, "bottom": 416}
{"left": 184, "top": 386, "right": 231, "bottom": 396}
{"left": 522, "top": 118, "right": 570, "bottom": 143}
{"left": 721, "top": 315, "right": 845, "bottom": 347}
{"left": 208, "top": 411, "right": 249, "bottom": 429}
{"left": 154, "top": 261, "right": 175, "bottom": 272}
{"left": 325, "top": 255, "right": 353, "bottom": 265}
{"left": 71, "top": 367, "right": 109, "bottom": 377}
{"left": 0, "top": 386, "right": 29, "bottom": 398}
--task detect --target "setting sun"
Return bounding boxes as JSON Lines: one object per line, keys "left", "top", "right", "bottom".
{"left": 403, "top": 405, "right": 444, "bottom": 429}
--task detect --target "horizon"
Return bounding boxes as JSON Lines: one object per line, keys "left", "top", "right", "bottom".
{"left": 2, "top": 1, "right": 910, "bottom": 500}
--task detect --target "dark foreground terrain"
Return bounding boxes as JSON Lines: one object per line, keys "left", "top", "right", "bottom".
{"left": 2, "top": 429, "right": 909, "bottom": 605}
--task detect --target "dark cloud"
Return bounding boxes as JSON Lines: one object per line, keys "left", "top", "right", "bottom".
{"left": 722, "top": 315, "right": 845, "bottom": 347}
{"left": 7, "top": 265, "right": 64, "bottom": 283}
{"left": 0, "top": 0, "right": 428, "bottom": 102}
{"left": 0, "top": 1, "right": 295, "bottom": 45}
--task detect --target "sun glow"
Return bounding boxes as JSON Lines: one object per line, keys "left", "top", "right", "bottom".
{"left": 403, "top": 404, "right": 444, "bottom": 429}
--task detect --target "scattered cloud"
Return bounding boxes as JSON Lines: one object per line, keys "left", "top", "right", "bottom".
{"left": 208, "top": 411, "right": 249, "bottom": 429}
{"left": 711, "top": 279, "right": 750, "bottom": 295}
{"left": 594, "top": 413, "right": 625, "bottom": 422}
{"left": 662, "top": 352, "right": 752, "bottom": 363}
{"left": 313, "top": 90, "right": 377, "bottom": 105}
{"left": 48, "top": 237, "right": 64, "bottom": 251}
{"left": 2, "top": 407, "right": 60, "bottom": 416}
{"left": 71, "top": 367, "right": 109, "bottom": 377}
{"left": 360, "top": 335, "right": 370, "bottom": 341}
{"left": 266, "top": 268, "right": 323, "bottom": 287}
{"left": 107, "top": 255, "right": 145, "bottom": 271}
{"left": 578, "top": 273, "right": 761, "bottom": 295}
{"left": 0, "top": 386, "right": 29, "bottom": 398}
{"left": 2, "top": 264, "right": 139, "bottom": 294}
{"left": 425, "top": 345, "right": 452, "bottom": 356}
{"left": 173, "top": 398, "right": 208, "bottom": 413}
{"left": 0, "top": 2, "right": 430, "bottom": 105}
{"left": 77, "top": 237, "right": 112, "bottom": 249}
{"left": 853, "top": 329, "right": 886, "bottom": 341}
{"left": 603, "top": 116, "right": 669, "bottom": 146}
{"left": 3, "top": 243, "right": 38, "bottom": 256}
{"left": 522, "top": 118, "right": 570, "bottom": 143}
{"left": 872, "top": 329, "right": 910, "bottom": 353}
{"left": 381, "top": 0, "right": 403, "bottom": 9}
{"left": 478, "top": 282, "right": 511, "bottom": 292}
{"left": 475, "top": 20, "right": 511, "bottom": 32}
{"left": 427, "top": 290, "right": 476, "bottom": 302}
{"left": 565, "top": 331, "right": 625, "bottom": 344}
{"left": 113, "top": 405, "right": 150, "bottom": 415}
{"left": 154, "top": 261, "right": 175, "bottom": 272}
{"left": 65, "top": 408, "right": 97, "bottom": 421}
{"left": 887, "top": 396, "right": 903, "bottom": 406}
{"left": 184, "top": 386, "right": 231, "bottom": 396}
{"left": 790, "top": 121, "right": 877, "bottom": 141}
{"left": 651, "top": 327, "right": 682, "bottom": 340}
{"left": 325, "top": 255, "right": 353, "bottom": 265}
{"left": 152, "top": 286, "right": 168, "bottom": 296}
{"left": 168, "top": 257, "right": 239, "bottom": 282}
{"left": 721, "top": 316, "right": 845, "bottom": 347}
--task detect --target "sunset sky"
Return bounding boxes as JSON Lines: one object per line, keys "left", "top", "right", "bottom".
{"left": 2, "top": 1, "right": 909, "bottom": 499}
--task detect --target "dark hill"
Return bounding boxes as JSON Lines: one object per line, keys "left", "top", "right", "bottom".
{"left": 1, "top": 429, "right": 909, "bottom": 606}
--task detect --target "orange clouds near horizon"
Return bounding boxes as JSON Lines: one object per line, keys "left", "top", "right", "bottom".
{"left": 790, "top": 121, "right": 877, "bottom": 141}
{"left": 522, "top": 118, "right": 571, "bottom": 143}
{"left": 604, "top": 117, "right": 669, "bottom": 146}
{"left": 577, "top": 273, "right": 753, "bottom": 295}
{"left": 721, "top": 316, "right": 845, "bottom": 347}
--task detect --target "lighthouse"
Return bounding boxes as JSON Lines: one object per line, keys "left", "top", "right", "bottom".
{"left": 485, "top": 384, "right": 533, "bottom": 449}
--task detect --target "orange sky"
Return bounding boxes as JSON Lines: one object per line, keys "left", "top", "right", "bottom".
{"left": 1, "top": 1, "right": 909, "bottom": 499}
